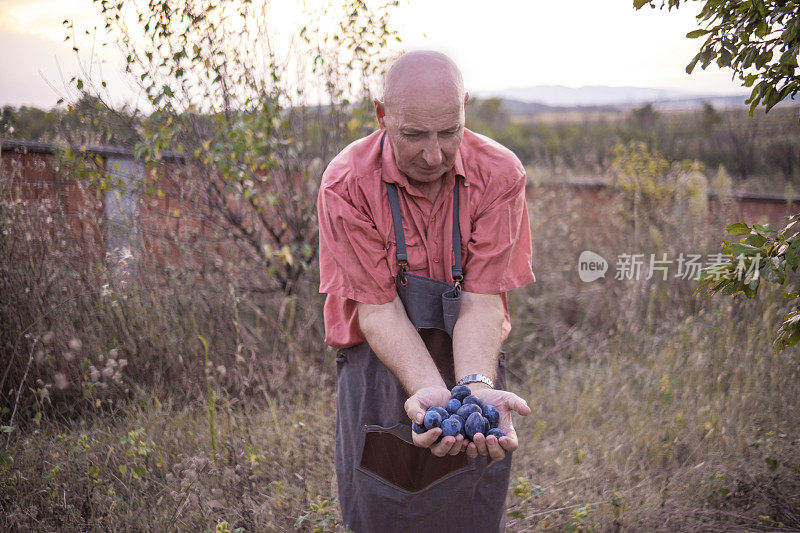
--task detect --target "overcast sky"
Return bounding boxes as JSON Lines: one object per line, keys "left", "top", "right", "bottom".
{"left": 0, "top": 0, "right": 746, "bottom": 109}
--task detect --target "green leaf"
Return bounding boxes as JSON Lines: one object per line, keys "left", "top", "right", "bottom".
{"left": 752, "top": 223, "right": 777, "bottom": 235}
{"left": 687, "top": 29, "right": 711, "bottom": 38}
{"left": 779, "top": 45, "right": 799, "bottom": 68}
{"left": 782, "top": 18, "right": 800, "bottom": 44}
{"left": 633, "top": 0, "right": 651, "bottom": 9}
{"left": 132, "top": 465, "right": 146, "bottom": 479}
{"left": 765, "top": 87, "right": 782, "bottom": 112}
{"left": 755, "top": 50, "right": 772, "bottom": 69}
{"left": 0, "top": 449, "right": 12, "bottom": 469}
{"left": 726, "top": 222, "right": 751, "bottom": 235}
{"left": 700, "top": 47, "right": 715, "bottom": 68}
{"left": 744, "top": 234, "right": 768, "bottom": 247}
{"left": 786, "top": 238, "right": 800, "bottom": 271}
{"left": 686, "top": 51, "right": 702, "bottom": 74}
{"left": 718, "top": 48, "right": 733, "bottom": 67}
{"left": 727, "top": 242, "right": 761, "bottom": 256}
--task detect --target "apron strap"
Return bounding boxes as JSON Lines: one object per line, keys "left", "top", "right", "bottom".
{"left": 451, "top": 180, "right": 463, "bottom": 293}
{"left": 380, "top": 131, "right": 463, "bottom": 290}
{"left": 386, "top": 182, "right": 408, "bottom": 266}
{"left": 382, "top": 133, "right": 408, "bottom": 275}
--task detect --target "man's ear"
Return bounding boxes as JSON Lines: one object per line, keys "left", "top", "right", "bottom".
{"left": 374, "top": 98, "right": 386, "bottom": 129}
{"left": 464, "top": 91, "right": 470, "bottom": 106}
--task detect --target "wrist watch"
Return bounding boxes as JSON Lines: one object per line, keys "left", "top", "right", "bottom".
{"left": 457, "top": 373, "right": 494, "bottom": 389}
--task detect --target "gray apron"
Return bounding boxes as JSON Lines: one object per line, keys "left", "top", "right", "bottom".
{"left": 334, "top": 134, "right": 512, "bottom": 532}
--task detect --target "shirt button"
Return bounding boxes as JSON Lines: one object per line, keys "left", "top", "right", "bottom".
{"left": 433, "top": 258, "right": 439, "bottom": 263}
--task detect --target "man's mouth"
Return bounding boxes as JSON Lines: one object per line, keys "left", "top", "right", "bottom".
{"left": 417, "top": 165, "right": 442, "bottom": 174}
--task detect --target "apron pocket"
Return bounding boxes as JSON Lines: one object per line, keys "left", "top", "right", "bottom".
{"left": 357, "top": 424, "right": 473, "bottom": 493}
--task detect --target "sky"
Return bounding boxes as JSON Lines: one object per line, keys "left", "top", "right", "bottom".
{"left": 0, "top": 0, "right": 747, "bottom": 109}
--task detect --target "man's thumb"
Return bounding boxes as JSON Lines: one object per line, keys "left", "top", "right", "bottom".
{"left": 404, "top": 396, "right": 425, "bottom": 424}
{"left": 513, "top": 394, "right": 532, "bottom": 416}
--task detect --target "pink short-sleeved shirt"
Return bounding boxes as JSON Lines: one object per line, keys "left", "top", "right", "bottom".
{"left": 318, "top": 128, "right": 536, "bottom": 349}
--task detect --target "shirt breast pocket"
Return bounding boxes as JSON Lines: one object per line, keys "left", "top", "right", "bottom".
{"left": 387, "top": 239, "right": 426, "bottom": 275}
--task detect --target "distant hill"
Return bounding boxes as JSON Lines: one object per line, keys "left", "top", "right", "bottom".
{"left": 472, "top": 84, "right": 751, "bottom": 113}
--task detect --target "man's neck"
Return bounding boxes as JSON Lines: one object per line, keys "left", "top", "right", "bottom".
{"left": 409, "top": 177, "right": 444, "bottom": 204}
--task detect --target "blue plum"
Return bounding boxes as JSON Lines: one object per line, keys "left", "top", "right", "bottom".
{"left": 449, "top": 414, "right": 465, "bottom": 426}
{"left": 465, "top": 412, "right": 486, "bottom": 440}
{"left": 441, "top": 417, "right": 462, "bottom": 437}
{"left": 450, "top": 384, "right": 471, "bottom": 402}
{"left": 487, "top": 428, "right": 505, "bottom": 439}
{"left": 448, "top": 414, "right": 466, "bottom": 437}
{"left": 462, "top": 395, "right": 484, "bottom": 409}
{"left": 483, "top": 404, "right": 500, "bottom": 429}
{"left": 445, "top": 398, "right": 461, "bottom": 416}
{"left": 423, "top": 409, "right": 443, "bottom": 430}
{"left": 411, "top": 421, "right": 426, "bottom": 434}
{"left": 456, "top": 404, "right": 481, "bottom": 420}
{"left": 429, "top": 406, "right": 449, "bottom": 421}
{"left": 482, "top": 416, "right": 490, "bottom": 435}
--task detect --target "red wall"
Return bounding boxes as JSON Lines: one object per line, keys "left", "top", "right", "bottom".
{"left": 4, "top": 144, "right": 799, "bottom": 268}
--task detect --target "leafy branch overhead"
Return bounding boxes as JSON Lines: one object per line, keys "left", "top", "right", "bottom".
{"left": 636, "top": 0, "right": 800, "bottom": 352}
{"left": 635, "top": 0, "right": 800, "bottom": 122}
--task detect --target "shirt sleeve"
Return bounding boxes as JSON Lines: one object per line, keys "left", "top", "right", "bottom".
{"left": 318, "top": 181, "right": 397, "bottom": 305}
{"left": 461, "top": 169, "right": 536, "bottom": 294}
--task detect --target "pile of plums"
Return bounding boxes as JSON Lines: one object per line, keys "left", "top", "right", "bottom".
{"left": 412, "top": 384, "right": 505, "bottom": 442}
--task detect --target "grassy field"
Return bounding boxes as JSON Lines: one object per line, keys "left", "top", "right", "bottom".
{"left": 2, "top": 145, "right": 800, "bottom": 531}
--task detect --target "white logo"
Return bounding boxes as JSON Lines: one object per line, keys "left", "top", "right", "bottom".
{"left": 578, "top": 250, "right": 607, "bottom": 282}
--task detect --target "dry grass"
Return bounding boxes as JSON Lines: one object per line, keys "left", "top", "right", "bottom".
{"left": 2, "top": 392, "right": 340, "bottom": 531}
{"left": 2, "top": 148, "right": 800, "bottom": 531}
{"left": 505, "top": 295, "right": 800, "bottom": 531}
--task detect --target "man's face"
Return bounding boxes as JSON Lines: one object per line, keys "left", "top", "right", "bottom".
{"left": 377, "top": 90, "right": 467, "bottom": 185}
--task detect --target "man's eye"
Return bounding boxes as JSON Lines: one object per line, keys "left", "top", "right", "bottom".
{"left": 440, "top": 130, "right": 458, "bottom": 136}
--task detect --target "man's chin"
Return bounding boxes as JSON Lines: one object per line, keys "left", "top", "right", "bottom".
{"left": 409, "top": 168, "right": 446, "bottom": 182}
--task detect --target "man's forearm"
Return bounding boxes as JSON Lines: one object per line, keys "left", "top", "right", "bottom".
{"left": 452, "top": 291, "right": 505, "bottom": 390}
{"left": 357, "top": 296, "right": 446, "bottom": 395}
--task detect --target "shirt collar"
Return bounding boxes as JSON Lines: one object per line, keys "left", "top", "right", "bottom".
{"left": 379, "top": 130, "right": 469, "bottom": 188}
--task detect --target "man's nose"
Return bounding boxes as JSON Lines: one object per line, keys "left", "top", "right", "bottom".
{"left": 421, "top": 137, "right": 443, "bottom": 167}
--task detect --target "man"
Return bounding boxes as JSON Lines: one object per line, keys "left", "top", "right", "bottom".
{"left": 318, "top": 50, "right": 535, "bottom": 532}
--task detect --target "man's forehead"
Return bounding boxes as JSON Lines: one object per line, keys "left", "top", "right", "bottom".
{"left": 384, "top": 77, "right": 465, "bottom": 123}
{"left": 393, "top": 101, "right": 464, "bottom": 130}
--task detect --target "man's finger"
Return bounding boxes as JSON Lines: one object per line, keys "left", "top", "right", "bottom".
{"left": 466, "top": 441, "right": 478, "bottom": 459}
{"left": 448, "top": 435, "right": 464, "bottom": 455}
{"left": 498, "top": 435, "right": 519, "bottom": 453}
{"left": 472, "top": 433, "right": 489, "bottom": 456}
{"left": 412, "top": 427, "right": 442, "bottom": 448}
{"left": 506, "top": 393, "right": 531, "bottom": 416}
{"left": 430, "top": 436, "right": 455, "bottom": 457}
{"left": 485, "top": 435, "right": 506, "bottom": 461}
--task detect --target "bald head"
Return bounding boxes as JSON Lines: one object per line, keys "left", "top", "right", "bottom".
{"left": 381, "top": 51, "right": 466, "bottom": 112}
{"left": 374, "top": 51, "right": 469, "bottom": 188}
